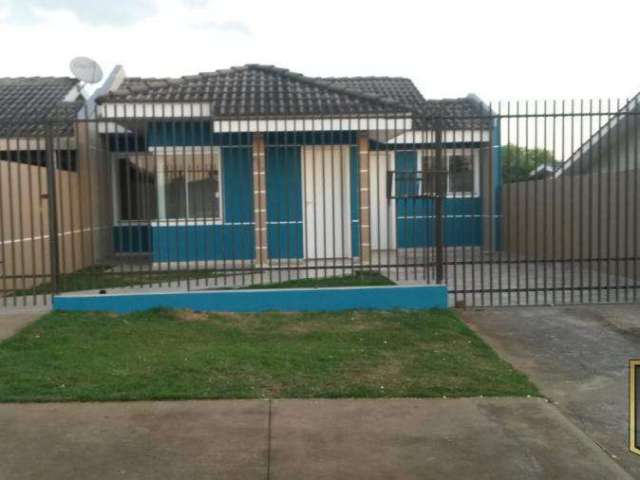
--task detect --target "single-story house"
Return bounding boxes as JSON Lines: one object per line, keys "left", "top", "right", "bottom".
{"left": 92, "top": 64, "right": 502, "bottom": 267}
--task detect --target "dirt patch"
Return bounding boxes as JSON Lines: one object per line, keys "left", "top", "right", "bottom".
{"left": 277, "top": 316, "right": 387, "bottom": 334}
{"left": 351, "top": 355, "right": 407, "bottom": 388}
{"left": 174, "top": 310, "right": 211, "bottom": 322}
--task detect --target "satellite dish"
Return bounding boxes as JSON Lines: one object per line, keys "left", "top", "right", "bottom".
{"left": 70, "top": 57, "right": 103, "bottom": 84}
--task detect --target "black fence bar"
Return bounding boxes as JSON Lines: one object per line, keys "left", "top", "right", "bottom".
{"left": 45, "top": 123, "right": 60, "bottom": 296}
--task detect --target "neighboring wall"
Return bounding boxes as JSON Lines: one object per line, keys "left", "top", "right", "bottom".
{"left": 0, "top": 125, "right": 112, "bottom": 293}
{"left": 502, "top": 171, "right": 640, "bottom": 279}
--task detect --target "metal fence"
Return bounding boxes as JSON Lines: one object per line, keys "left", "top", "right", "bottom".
{"left": 1, "top": 100, "right": 639, "bottom": 308}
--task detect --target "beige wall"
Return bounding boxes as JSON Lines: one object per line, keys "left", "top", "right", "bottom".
{"left": 0, "top": 123, "right": 113, "bottom": 293}
{"left": 502, "top": 171, "right": 640, "bottom": 279}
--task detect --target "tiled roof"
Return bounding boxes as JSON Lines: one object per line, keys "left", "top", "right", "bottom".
{"left": 98, "top": 64, "right": 491, "bottom": 128}
{"left": 418, "top": 97, "right": 491, "bottom": 129}
{"left": 98, "top": 65, "right": 411, "bottom": 116}
{"left": 0, "top": 77, "right": 84, "bottom": 138}
{"left": 321, "top": 76, "right": 427, "bottom": 111}
{"left": 324, "top": 78, "right": 490, "bottom": 128}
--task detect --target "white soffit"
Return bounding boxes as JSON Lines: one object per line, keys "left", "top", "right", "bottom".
{"left": 384, "top": 130, "right": 490, "bottom": 144}
{"left": 212, "top": 117, "right": 413, "bottom": 133}
{"left": 99, "top": 102, "right": 211, "bottom": 118}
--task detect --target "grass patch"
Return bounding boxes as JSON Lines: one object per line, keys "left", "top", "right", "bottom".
{"left": 0, "top": 309, "right": 538, "bottom": 402}
{"left": 11, "top": 265, "right": 225, "bottom": 296}
{"left": 244, "top": 271, "right": 395, "bottom": 289}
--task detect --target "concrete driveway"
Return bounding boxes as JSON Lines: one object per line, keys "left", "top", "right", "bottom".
{"left": 0, "top": 398, "right": 631, "bottom": 480}
{"left": 461, "top": 304, "right": 640, "bottom": 478}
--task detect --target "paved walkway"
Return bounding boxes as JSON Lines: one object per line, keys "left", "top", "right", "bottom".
{"left": 461, "top": 304, "right": 640, "bottom": 478}
{"left": 0, "top": 311, "right": 43, "bottom": 341}
{"left": 0, "top": 398, "right": 631, "bottom": 480}
{"left": 2, "top": 306, "right": 638, "bottom": 478}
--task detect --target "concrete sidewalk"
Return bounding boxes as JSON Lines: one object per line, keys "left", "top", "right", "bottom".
{"left": 0, "top": 311, "right": 43, "bottom": 341}
{"left": 461, "top": 305, "right": 640, "bottom": 478}
{"left": 0, "top": 398, "right": 631, "bottom": 480}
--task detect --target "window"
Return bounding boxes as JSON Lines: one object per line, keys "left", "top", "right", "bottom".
{"left": 420, "top": 150, "right": 477, "bottom": 196}
{"left": 448, "top": 155, "right": 474, "bottom": 194}
{"left": 160, "top": 152, "right": 221, "bottom": 221}
{"left": 117, "top": 157, "right": 158, "bottom": 221}
{"left": 420, "top": 153, "right": 438, "bottom": 196}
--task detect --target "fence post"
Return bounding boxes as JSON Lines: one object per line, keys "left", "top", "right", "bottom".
{"left": 434, "top": 120, "right": 445, "bottom": 283}
{"left": 45, "top": 121, "right": 60, "bottom": 294}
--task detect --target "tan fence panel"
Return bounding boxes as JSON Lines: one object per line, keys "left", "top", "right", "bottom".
{"left": 0, "top": 124, "right": 113, "bottom": 294}
{"left": 502, "top": 171, "right": 640, "bottom": 280}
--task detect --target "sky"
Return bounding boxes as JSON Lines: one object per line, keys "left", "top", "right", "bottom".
{"left": 1, "top": 0, "right": 640, "bottom": 103}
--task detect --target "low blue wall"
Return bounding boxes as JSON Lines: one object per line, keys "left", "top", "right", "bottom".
{"left": 53, "top": 285, "right": 448, "bottom": 313}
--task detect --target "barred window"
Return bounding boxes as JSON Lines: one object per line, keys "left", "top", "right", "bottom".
{"left": 420, "top": 150, "right": 477, "bottom": 196}
{"left": 448, "top": 155, "right": 474, "bottom": 194}
{"left": 162, "top": 152, "right": 221, "bottom": 221}
{"left": 117, "top": 156, "right": 158, "bottom": 221}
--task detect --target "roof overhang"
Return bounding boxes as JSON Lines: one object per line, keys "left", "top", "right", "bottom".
{"left": 378, "top": 129, "right": 490, "bottom": 144}
{"left": 97, "top": 102, "right": 413, "bottom": 132}
{"left": 98, "top": 102, "right": 211, "bottom": 118}
{"left": 212, "top": 117, "right": 413, "bottom": 133}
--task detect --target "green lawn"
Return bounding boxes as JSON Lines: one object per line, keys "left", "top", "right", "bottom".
{"left": 244, "top": 271, "right": 395, "bottom": 289}
{"left": 0, "top": 309, "right": 537, "bottom": 402}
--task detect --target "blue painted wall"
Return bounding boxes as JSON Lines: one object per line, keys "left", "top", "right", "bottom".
{"left": 152, "top": 224, "right": 254, "bottom": 262}
{"left": 395, "top": 150, "right": 483, "bottom": 247}
{"left": 147, "top": 122, "right": 359, "bottom": 148}
{"left": 113, "top": 225, "right": 151, "bottom": 253}
{"left": 147, "top": 121, "right": 251, "bottom": 147}
{"left": 222, "top": 147, "right": 254, "bottom": 222}
{"left": 152, "top": 147, "right": 255, "bottom": 262}
{"left": 350, "top": 146, "right": 360, "bottom": 256}
{"left": 492, "top": 119, "right": 503, "bottom": 250}
{"left": 265, "top": 131, "right": 358, "bottom": 146}
{"left": 266, "top": 146, "right": 303, "bottom": 259}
